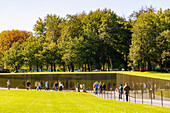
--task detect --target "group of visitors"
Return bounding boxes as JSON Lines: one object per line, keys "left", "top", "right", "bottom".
{"left": 93, "top": 81, "right": 106, "bottom": 94}
{"left": 7, "top": 79, "right": 130, "bottom": 102}
{"left": 25, "top": 80, "right": 64, "bottom": 91}
{"left": 93, "top": 81, "right": 131, "bottom": 102}
{"left": 75, "top": 82, "right": 86, "bottom": 92}
{"left": 119, "top": 83, "right": 131, "bottom": 102}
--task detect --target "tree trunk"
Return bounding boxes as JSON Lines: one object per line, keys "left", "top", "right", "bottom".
{"left": 140, "top": 59, "right": 143, "bottom": 72}
{"left": 51, "top": 62, "right": 53, "bottom": 72}
{"left": 94, "top": 60, "right": 97, "bottom": 69}
{"left": 138, "top": 62, "right": 140, "bottom": 69}
{"left": 88, "top": 63, "right": 90, "bottom": 71}
{"left": 85, "top": 63, "right": 86, "bottom": 72}
{"left": 107, "top": 56, "right": 110, "bottom": 71}
{"left": 46, "top": 64, "right": 48, "bottom": 70}
{"left": 102, "top": 64, "right": 105, "bottom": 70}
{"left": 160, "top": 59, "right": 163, "bottom": 72}
{"left": 54, "top": 62, "right": 56, "bottom": 72}
{"left": 148, "top": 60, "right": 152, "bottom": 71}
{"left": 109, "top": 56, "right": 114, "bottom": 69}
{"left": 37, "top": 62, "right": 39, "bottom": 72}
{"left": 41, "top": 66, "right": 43, "bottom": 71}
{"left": 69, "top": 63, "right": 74, "bottom": 72}
{"left": 68, "top": 65, "right": 70, "bottom": 72}
{"left": 82, "top": 65, "right": 83, "bottom": 72}
{"left": 15, "top": 66, "right": 18, "bottom": 72}
{"left": 63, "top": 63, "right": 65, "bottom": 72}
{"left": 29, "top": 66, "right": 32, "bottom": 72}
{"left": 146, "top": 60, "right": 152, "bottom": 71}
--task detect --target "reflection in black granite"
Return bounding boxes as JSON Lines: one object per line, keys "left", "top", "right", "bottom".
{"left": 0, "top": 73, "right": 116, "bottom": 90}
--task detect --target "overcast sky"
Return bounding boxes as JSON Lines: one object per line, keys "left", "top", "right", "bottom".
{"left": 0, "top": 0, "right": 169, "bottom": 33}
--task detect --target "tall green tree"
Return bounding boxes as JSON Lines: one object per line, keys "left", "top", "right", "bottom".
{"left": 40, "top": 41, "right": 60, "bottom": 71}
{"left": 98, "top": 9, "right": 121, "bottom": 69}
{"left": 117, "top": 19, "right": 132, "bottom": 70}
{"left": 156, "top": 30, "right": 170, "bottom": 70}
{"left": 23, "top": 36, "right": 45, "bottom": 71}
{"left": 3, "top": 43, "right": 24, "bottom": 71}
{"left": 58, "top": 14, "right": 84, "bottom": 71}
{"left": 33, "top": 18, "right": 46, "bottom": 36}
{"left": 130, "top": 11, "right": 159, "bottom": 70}
{"left": 45, "top": 14, "right": 63, "bottom": 43}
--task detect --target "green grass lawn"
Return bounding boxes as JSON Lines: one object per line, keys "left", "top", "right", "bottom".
{"left": 0, "top": 89, "right": 169, "bottom": 113}
{"left": 155, "top": 90, "right": 170, "bottom": 98}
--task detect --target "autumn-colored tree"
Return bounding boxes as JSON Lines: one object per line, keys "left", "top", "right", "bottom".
{"left": 0, "top": 30, "right": 32, "bottom": 54}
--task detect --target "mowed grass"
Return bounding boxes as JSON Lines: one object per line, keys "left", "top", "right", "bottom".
{"left": 0, "top": 90, "right": 170, "bottom": 113}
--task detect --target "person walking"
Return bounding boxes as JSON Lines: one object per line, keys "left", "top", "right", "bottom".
{"left": 26, "top": 80, "right": 31, "bottom": 90}
{"left": 119, "top": 84, "right": 123, "bottom": 99}
{"left": 7, "top": 80, "right": 10, "bottom": 90}
{"left": 124, "top": 83, "right": 131, "bottom": 102}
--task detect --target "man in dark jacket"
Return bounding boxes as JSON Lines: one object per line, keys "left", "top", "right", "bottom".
{"left": 124, "top": 83, "right": 131, "bottom": 102}
{"left": 119, "top": 84, "right": 123, "bottom": 99}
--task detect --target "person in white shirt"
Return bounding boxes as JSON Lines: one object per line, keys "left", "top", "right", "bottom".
{"left": 7, "top": 80, "right": 10, "bottom": 90}
{"left": 59, "top": 82, "right": 63, "bottom": 91}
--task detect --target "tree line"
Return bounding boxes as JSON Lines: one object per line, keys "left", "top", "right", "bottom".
{"left": 0, "top": 8, "right": 169, "bottom": 72}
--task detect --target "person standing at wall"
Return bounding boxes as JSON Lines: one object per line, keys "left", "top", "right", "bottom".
{"left": 36, "top": 81, "right": 40, "bottom": 90}
{"left": 7, "top": 80, "right": 10, "bottom": 90}
{"left": 27, "top": 80, "right": 31, "bottom": 90}
{"left": 124, "top": 83, "right": 131, "bottom": 102}
{"left": 45, "top": 81, "right": 49, "bottom": 90}
{"left": 59, "top": 82, "right": 63, "bottom": 91}
{"left": 54, "top": 82, "right": 58, "bottom": 91}
{"left": 99, "top": 81, "right": 103, "bottom": 93}
{"left": 119, "top": 84, "right": 123, "bottom": 99}
{"left": 102, "top": 83, "right": 106, "bottom": 93}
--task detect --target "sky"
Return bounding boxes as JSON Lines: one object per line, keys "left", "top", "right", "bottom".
{"left": 0, "top": 0, "right": 169, "bottom": 33}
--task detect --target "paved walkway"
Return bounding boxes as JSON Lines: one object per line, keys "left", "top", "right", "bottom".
{"left": 87, "top": 90, "right": 170, "bottom": 108}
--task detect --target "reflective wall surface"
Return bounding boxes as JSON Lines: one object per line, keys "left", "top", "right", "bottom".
{"left": 0, "top": 73, "right": 116, "bottom": 90}
{"left": 0, "top": 73, "right": 169, "bottom": 92}
{"left": 116, "top": 74, "right": 170, "bottom": 90}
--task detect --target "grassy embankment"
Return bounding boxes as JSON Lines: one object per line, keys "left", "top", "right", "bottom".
{"left": 0, "top": 89, "right": 169, "bottom": 113}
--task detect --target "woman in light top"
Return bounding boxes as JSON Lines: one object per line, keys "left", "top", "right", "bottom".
{"left": 7, "top": 80, "right": 10, "bottom": 90}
